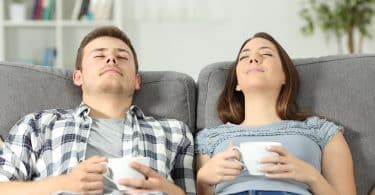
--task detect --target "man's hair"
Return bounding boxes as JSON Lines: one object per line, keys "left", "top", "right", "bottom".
{"left": 75, "top": 26, "right": 139, "bottom": 72}
{"left": 217, "top": 32, "right": 312, "bottom": 124}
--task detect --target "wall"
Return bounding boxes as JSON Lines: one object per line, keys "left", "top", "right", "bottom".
{"left": 124, "top": 0, "right": 375, "bottom": 80}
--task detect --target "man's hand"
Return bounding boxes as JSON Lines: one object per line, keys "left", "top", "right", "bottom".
{"left": 63, "top": 156, "right": 107, "bottom": 194}
{"left": 118, "top": 161, "right": 185, "bottom": 195}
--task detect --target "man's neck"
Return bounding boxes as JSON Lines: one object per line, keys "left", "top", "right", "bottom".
{"left": 83, "top": 94, "right": 132, "bottom": 119}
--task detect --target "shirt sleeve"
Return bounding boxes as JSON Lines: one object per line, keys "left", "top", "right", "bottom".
{"left": 0, "top": 114, "right": 37, "bottom": 181}
{"left": 306, "top": 116, "right": 343, "bottom": 149}
{"left": 194, "top": 129, "right": 209, "bottom": 155}
{"left": 171, "top": 122, "right": 196, "bottom": 195}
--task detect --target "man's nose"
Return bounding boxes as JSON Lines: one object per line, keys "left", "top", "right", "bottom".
{"left": 106, "top": 57, "right": 116, "bottom": 65}
{"left": 249, "top": 58, "right": 259, "bottom": 64}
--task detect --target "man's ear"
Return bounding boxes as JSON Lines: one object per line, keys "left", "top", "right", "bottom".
{"left": 73, "top": 70, "right": 83, "bottom": 86}
{"left": 135, "top": 73, "right": 141, "bottom": 90}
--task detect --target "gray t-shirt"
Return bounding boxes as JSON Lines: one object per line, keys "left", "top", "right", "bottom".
{"left": 85, "top": 118, "right": 123, "bottom": 159}
{"left": 195, "top": 116, "right": 342, "bottom": 195}
{"left": 85, "top": 118, "right": 124, "bottom": 195}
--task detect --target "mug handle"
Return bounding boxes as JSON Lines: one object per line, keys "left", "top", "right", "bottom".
{"left": 232, "top": 146, "right": 240, "bottom": 152}
{"left": 231, "top": 146, "right": 244, "bottom": 166}
{"left": 101, "top": 162, "right": 117, "bottom": 184}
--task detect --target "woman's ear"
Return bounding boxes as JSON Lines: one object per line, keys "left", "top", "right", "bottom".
{"left": 236, "top": 85, "right": 241, "bottom": 91}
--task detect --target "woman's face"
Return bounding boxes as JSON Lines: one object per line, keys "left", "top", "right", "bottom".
{"left": 236, "top": 37, "right": 285, "bottom": 93}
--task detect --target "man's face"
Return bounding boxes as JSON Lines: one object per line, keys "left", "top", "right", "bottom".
{"left": 73, "top": 36, "right": 140, "bottom": 97}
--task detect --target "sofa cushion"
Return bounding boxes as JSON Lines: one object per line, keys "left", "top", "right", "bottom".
{"left": 196, "top": 54, "right": 375, "bottom": 195}
{"left": 0, "top": 62, "right": 196, "bottom": 138}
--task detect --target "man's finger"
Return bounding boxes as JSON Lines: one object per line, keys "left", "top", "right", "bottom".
{"left": 79, "top": 172, "right": 104, "bottom": 182}
{"left": 83, "top": 163, "right": 107, "bottom": 174}
{"left": 80, "top": 180, "right": 104, "bottom": 191}
{"left": 126, "top": 189, "right": 160, "bottom": 195}
{"left": 118, "top": 178, "right": 147, "bottom": 189}
{"left": 130, "top": 161, "right": 158, "bottom": 178}
{"left": 85, "top": 156, "right": 107, "bottom": 164}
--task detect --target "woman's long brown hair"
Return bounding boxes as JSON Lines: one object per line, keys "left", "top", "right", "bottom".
{"left": 217, "top": 32, "right": 311, "bottom": 124}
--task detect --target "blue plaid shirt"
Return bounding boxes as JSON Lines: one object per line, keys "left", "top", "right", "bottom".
{"left": 0, "top": 103, "right": 195, "bottom": 194}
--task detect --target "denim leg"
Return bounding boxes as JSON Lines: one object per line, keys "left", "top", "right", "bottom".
{"left": 230, "top": 191, "right": 250, "bottom": 195}
{"left": 231, "top": 190, "right": 300, "bottom": 195}
{"left": 256, "top": 191, "right": 300, "bottom": 195}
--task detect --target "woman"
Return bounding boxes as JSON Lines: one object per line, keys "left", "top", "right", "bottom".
{"left": 195, "top": 32, "right": 356, "bottom": 195}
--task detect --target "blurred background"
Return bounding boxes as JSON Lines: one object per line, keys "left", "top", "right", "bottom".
{"left": 1, "top": 0, "right": 374, "bottom": 79}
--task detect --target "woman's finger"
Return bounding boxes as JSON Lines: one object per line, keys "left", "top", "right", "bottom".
{"left": 260, "top": 155, "right": 288, "bottom": 164}
{"left": 259, "top": 163, "right": 290, "bottom": 173}
{"left": 219, "top": 167, "right": 242, "bottom": 176}
{"left": 221, "top": 148, "right": 241, "bottom": 161}
{"left": 264, "top": 171, "right": 294, "bottom": 179}
{"left": 219, "top": 175, "right": 239, "bottom": 181}
{"left": 266, "top": 145, "right": 289, "bottom": 156}
{"left": 222, "top": 159, "right": 243, "bottom": 170}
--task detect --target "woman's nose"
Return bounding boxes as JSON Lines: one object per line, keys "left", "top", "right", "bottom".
{"left": 249, "top": 58, "right": 259, "bottom": 64}
{"left": 249, "top": 54, "right": 262, "bottom": 64}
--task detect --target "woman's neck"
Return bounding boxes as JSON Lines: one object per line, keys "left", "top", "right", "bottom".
{"left": 241, "top": 92, "right": 282, "bottom": 126}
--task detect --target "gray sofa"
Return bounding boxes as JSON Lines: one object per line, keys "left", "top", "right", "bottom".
{"left": 1, "top": 54, "right": 375, "bottom": 195}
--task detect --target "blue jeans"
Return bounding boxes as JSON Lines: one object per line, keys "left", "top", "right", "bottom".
{"left": 232, "top": 191, "right": 300, "bottom": 195}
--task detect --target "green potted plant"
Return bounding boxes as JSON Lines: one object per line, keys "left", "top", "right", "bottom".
{"left": 9, "top": 0, "right": 27, "bottom": 21}
{"left": 299, "top": 0, "right": 375, "bottom": 53}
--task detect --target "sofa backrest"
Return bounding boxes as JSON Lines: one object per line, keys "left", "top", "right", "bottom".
{"left": 0, "top": 62, "right": 196, "bottom": 138}
{"left": 196, "top": 54, "right": 375, "bottom": 195}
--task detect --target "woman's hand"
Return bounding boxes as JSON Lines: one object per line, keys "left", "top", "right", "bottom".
{"left": 258, "top": 145, "right": 320, "bottom": 185}
{"left": 197, "top": 143, "right": 243, "bottom": 186}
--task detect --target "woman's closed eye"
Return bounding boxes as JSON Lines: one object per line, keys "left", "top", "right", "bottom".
{"left": 261, "top": 53, "right": 273, "bottom": 57}
{"left": 94, "top": 55, "right": 105, "bottom": 58}
{"left": 239, "top": 56, "right": 249, "bottom": 61}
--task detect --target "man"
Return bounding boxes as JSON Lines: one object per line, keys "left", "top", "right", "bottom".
{"left": 0, "top": 26, "right": 195, "bottom": 195}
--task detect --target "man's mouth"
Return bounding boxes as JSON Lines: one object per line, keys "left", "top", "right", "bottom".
{"left": 100, "top": 68, "right": 123, "bottom": 76}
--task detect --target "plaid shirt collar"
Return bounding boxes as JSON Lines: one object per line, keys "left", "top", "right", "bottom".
{"left": 75, "top": 102, "right": 146, "bottom": 119}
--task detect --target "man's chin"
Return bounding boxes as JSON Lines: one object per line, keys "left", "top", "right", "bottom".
{"left": 99, "top": 84, "right": 135, "bottom": 95}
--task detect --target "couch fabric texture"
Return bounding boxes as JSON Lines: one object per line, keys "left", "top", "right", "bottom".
{"left": 1, "top": 54, "right": 375, "bottom": 194}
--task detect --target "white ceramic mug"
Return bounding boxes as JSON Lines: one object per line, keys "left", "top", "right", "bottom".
{"left": 103, "top": 156, "right": 150, "bottom": 191}
{"left": 233, "top": 141, "right": 282, "bottom": 175}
